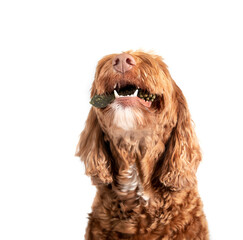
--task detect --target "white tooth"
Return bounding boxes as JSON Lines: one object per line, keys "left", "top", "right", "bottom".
{"left": 133, "top": 89, "right": 138, "bottom": 97}
{"left": 114, "top": 83, "right": 117, "bottom": 89}
{"left": 114, "top": 90, "right": 119, "bottom": 98}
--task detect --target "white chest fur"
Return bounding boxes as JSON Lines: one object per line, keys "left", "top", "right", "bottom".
{"left": 117, "top": 164, "right": 150, "bottom": 201}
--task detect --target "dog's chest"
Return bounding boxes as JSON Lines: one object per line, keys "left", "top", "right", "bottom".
{"left": 114, "top": 164, "right": 150, "bottom": 201}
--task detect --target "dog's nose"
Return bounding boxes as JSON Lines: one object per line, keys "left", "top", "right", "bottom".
{"left": 112, "top": 53, "right": 136, "bottom": 73}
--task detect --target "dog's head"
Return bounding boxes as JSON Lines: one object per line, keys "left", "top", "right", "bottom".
{"left": 76, "top": 51, "right": 201, "bottom": 191}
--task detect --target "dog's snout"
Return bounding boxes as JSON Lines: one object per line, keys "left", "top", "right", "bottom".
{"left": 112, "top": 53, "right": 136, "bottom": 73}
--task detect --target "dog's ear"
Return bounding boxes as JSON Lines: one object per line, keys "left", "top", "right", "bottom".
{"left": 75, "top": 107, "right": 113, "bottom": 184}
{"left": 155, "top": 82, "right": 201, "bottom": 190}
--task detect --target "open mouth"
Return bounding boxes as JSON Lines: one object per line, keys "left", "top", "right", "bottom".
{"left": 114, "top": 84, "right": 156, "bottom": 102}
{"left": 113, "top": 84, "right": 156, "bottom": 108}
{"left": 90, "top": 84, "right": 157, "bottom": 109}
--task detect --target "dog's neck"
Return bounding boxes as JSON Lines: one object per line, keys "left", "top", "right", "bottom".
{"left": 106, "top": 129, "right": 165, "bottom": 202}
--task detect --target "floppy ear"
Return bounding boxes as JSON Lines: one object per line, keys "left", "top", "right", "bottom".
{"left": 156, "top": 82, "right": 201, "bottom": 190}
{"left": 75, "top": 107, "right": 113, "bottom": 184}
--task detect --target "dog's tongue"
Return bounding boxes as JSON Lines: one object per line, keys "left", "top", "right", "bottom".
{"left": 115, "top": 96, "right": 152, "bottom": 108}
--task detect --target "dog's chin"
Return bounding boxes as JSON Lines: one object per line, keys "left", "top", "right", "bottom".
{"left": 110, "top": 101, "right": 145, "bottom": 131}
{"left": 98, "top": 90, "right": 158, "bottom": 137}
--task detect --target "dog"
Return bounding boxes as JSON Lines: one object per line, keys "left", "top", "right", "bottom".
{"left": 76, "top": 51, "right": 209, "bottom": 239}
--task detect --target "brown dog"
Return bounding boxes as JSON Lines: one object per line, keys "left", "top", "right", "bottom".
{"left": 76, "top": 51, "right": 209, "bottom": 239}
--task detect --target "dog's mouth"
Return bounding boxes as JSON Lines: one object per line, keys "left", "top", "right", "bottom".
{"left": 113, "top": 84, "right": 156, "bottom": 108}
{"left": 90, "top": 83, "right": 157, "bottom": 108}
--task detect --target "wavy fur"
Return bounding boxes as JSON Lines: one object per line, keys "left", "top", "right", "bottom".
{"left": 76, "top": 51, "right": 208, "bottom": 239}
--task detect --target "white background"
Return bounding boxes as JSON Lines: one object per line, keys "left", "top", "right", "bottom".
{"left": 0, "top": 0, "right": 242, "bottom": 239}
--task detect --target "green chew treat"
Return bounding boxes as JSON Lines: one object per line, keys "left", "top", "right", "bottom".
{"left": 90, "top": 94, "right": 115, "bottom": 108}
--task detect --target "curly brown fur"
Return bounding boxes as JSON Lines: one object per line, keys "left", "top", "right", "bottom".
{"left": 76, "top": 51, "right": 209, "bottom": 239}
